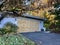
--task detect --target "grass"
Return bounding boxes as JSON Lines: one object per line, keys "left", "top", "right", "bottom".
{"left": 0, "top": 34, "right": 36, "bottom": 45}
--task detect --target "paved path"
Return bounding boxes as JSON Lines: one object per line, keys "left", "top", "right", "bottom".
{"left": 21, "top": 32, "right": 60, "bottom": 45}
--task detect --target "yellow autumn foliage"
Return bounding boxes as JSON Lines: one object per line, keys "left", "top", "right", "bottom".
{"left": 41, "top": 0, "right": 48, "bottom": 4}
{"left": 28, "top": 0, "right": 55, "bottom": 22}
{"left": 28, "top": 9, "right": 45, "bottom": 18}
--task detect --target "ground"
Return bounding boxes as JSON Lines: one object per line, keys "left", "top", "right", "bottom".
{"left": 21, "top": 31, "right": 60, "bottom": 45}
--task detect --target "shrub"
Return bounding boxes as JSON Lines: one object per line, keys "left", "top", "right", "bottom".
{"left": 0, "top": 28, "right": 6, "bottom": 35}
{"left": 50, "top": 27, "right": 60, "bottom": 33}
{"left": 0, "top": 22, "right": 18, "bottom": 35}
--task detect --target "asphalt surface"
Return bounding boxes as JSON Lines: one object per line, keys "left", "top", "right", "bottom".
{"left": 21, "top": 31, "right": 60, "bottom": 45}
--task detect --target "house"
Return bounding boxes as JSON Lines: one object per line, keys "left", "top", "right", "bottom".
{"left": 0, "top": 13, "right": 45, "bottom": 33}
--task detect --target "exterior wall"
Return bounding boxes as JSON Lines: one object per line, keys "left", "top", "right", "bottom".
{"left": 0, "top": 17, "right": 44, "bottom": 33}
{"left": 17, "top": 17, "right": 41, "bottom": 33}
{"left": 39, "top": 21, "right": 44, "bottom": 31}
{"left": 0, "top": 17, "right": 17, "bottom": 28}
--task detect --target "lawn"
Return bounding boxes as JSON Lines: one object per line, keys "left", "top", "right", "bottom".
{"left": 0, "top": 34, "right": 36, "bottom": 45}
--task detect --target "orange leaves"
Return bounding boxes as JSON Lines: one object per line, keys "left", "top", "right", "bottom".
{"left": 33, "top": 2, "right": 39, "bottom": 8}
{"left": 41, "top": 0, "right": 48, "bottom": 4}
{"left": 28, "top": 9, "right": 45, "bottom": 18}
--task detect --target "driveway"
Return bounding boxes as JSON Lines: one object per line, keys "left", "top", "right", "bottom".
{"left": 21, "top": 31, "right": 60, "bottom": 45}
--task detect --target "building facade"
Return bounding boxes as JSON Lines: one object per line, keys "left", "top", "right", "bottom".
{"left": 0, "top": 14, "right": 45, "bottom": 33}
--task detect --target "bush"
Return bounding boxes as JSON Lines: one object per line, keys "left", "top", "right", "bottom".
{"left": 50, "top": 28, "right": 60, "bottom": 33}
{"left": 0, "top": 22, "right": 18, "bottom": 35}
{"left": 0, "top": 28, "right": 6, "bottom": 35}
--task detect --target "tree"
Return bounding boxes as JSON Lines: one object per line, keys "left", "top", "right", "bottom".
{"left": 48, "top": 2, "right": 60, "bottom": 30}
{"left": 0, "top": 0, "right": 49, "bottom": 16}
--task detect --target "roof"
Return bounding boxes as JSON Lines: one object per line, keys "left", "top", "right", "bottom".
{"left": 7, "top": 12, "right": 46, "bottom": 21}
{"left": 0, "top": 12, "right": 46, "bottom": 21}
{"left": 21, "top": 14, "right": 46, "bottom": 21}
